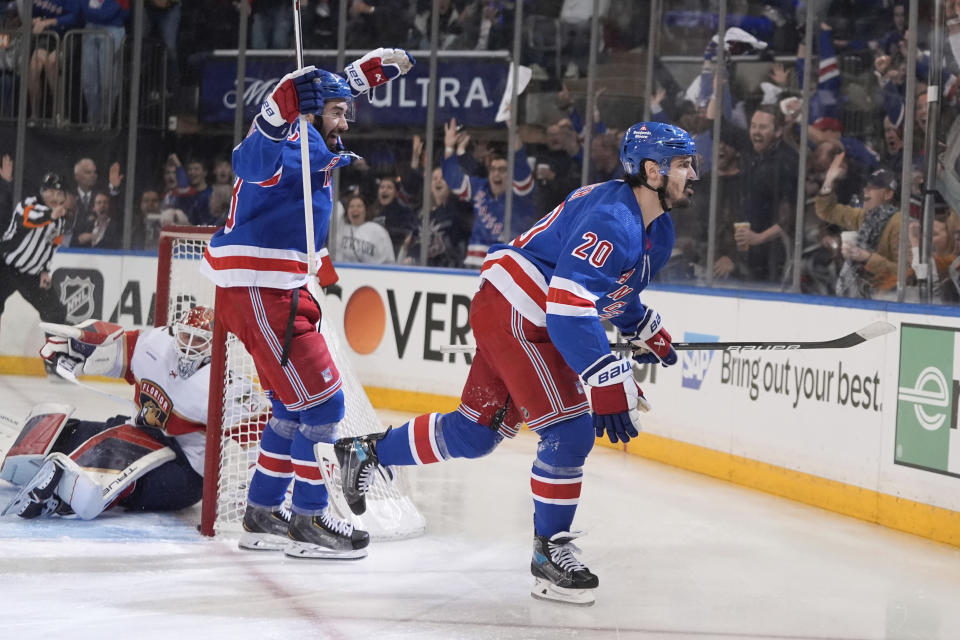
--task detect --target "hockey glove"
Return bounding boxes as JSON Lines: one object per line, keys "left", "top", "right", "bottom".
{"left": 622, "top": 307, "right": 677, "bottom": 367}
{"left": 317, "top": 247, "right": 339, "bottom": 288}
{"left": 258, "top": 66, "right": 324, "bottom": 140}
{"left": 581, "top": 354, "right": 651, "bottom": 444}
{"left": 344, "top": 48, "right": 416, "bottom": 96}
{"left": 39, "top": 320, "right": 124, "bottom": 377}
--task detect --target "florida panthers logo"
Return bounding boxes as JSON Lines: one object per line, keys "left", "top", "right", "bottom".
{"left": 137, "top": 379, "right": 172, "bottom": 430}
{"left": 140, "top": 400, "right": 165, "bottom": 428}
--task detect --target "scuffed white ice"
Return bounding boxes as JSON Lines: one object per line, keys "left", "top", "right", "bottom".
{"left": 3, "top": 374, "right": 960, "bottom": 639}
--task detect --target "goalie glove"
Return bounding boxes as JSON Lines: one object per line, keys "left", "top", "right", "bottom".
{"left": 581, "top": 354, "right": 650, "bottom": 444}
{"left": 622, "top": 307, "right": 677, "bottom": 367}
{"left": 258, "top": 66, "right": 324, "bottom": 140}
{"left": 39, "top": 320, "right": 124, "bottom": 378}
{"left": 344, "top": 48, "right": 416, "bottom": 96}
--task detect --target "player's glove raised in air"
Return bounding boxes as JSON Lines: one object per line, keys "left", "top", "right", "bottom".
{"left": 622, "top": 307, "right": 677, "bottom": 367}
{"left": 39, "top": 320, "right": 124, "bottom": 378}
{"left": 344, "top": 48, "right": 416, "bottom": 96}
{"left": 258, "top": 65, "right": 324, "bottom": 140}
{"left": 581, "top": 354, "right": 650, "bottom": 444}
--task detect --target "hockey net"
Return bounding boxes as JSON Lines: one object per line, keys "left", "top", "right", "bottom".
{"left": 156, "top": 226, "right": 425, "bottom": 539}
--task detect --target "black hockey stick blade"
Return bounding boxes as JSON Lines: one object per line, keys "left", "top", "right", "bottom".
{"left": 667, "top": 321, "right": 896, "bottom": 352}
{"left": 441, "top": 322, "right": 897, "bottom": 355}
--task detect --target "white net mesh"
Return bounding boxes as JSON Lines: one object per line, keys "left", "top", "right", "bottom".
{"left": 160, "top": 228, "right": 425, "bottom": 540}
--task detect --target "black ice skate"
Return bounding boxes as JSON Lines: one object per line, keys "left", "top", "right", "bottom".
{"left": 284, "top": 509, "right": 370, "bottom": 559}
{"left": 238, "top": 504, "right": 292, "bottom": 551}
{"left": 4, "top": 459, "right": 64, "bottom": 519}
{"left": 334, "top": 428, "right": 392, "bottom": 515}
{"left": 530, "top": 531, "right": 599, "bottom": 606}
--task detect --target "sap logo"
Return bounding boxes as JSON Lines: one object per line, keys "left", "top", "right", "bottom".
{"left": 681, "top": 332, "right": 718, "bottom": 390}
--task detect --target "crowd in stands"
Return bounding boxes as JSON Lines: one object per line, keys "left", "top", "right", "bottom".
{"left": 3, "top": 0, "right": 960, "bottom": 305}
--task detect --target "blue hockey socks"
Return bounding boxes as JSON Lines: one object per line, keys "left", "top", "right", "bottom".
{"left": 247, "top": 418, "right": 295, "bottom": 508}
{"left": 531, "top": 416, "right": 595, "bottom": 537}
{"left": 377, "top": 411, "right": 502, "bottom": 466}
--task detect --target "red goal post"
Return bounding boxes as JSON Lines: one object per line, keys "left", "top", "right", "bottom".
{"left": 155, "top": 226, "right": 425, "bottom": 539}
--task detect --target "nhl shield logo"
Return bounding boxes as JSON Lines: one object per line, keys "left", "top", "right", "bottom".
{"left": 59, "top": 275, "right": 96, "bottom": 323}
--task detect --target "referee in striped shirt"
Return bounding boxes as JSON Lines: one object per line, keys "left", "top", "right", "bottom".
{"left": 0, "top": 172, "right": 68, "bottom": 332}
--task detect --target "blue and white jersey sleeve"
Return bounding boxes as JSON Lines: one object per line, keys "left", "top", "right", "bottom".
{"left": 545, "top": 203, "right": 643, "bottom": 375}
{"left": 232, "top": 125, "right": 286, "bottom": 183}
{"left": 443, "top": 154, "right": 485, "bottom": 203}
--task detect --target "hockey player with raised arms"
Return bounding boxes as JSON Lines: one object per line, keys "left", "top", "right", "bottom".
{"left": 1, "top": 308, "right": 218, "bottom": 520}
{"left": 336, "top": 122, "right": 698, "bottom": 603}
{"left": 199, "top": 49, "right": 414, "bottom": 558}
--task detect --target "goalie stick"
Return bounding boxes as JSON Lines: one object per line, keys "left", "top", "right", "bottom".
{"left": 439, "top": 321, "right": 896, "bottom": 354}
{"left": 52, "top": 357, "right": 137, "bottom": 413}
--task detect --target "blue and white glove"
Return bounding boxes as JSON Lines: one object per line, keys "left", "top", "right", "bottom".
{"left": 622, "top": 307, "right": 677, "bottom": 367}
{"left": 258, "top": 66, "right": 324, "bottom": 140}
{"left": 581, "top": 354, "right": 651, "bottom": 444}
{"left": 344, "top": 48, "right": 416, "bottom": 96}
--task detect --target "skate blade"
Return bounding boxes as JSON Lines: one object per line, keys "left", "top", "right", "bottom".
{"left": 1, "top": 460, "right": 57, "bottom": 517}
{"left": 530, "top": 578, "right": 596, "bottom": 606}
{"left": 283, "top": 540, "right": 368, "bottom": 560}
{"left": 237, "top": 531, "right": 289, "bottom": 551}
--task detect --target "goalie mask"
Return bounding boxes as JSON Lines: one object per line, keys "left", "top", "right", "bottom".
{"left": 173, "top": 306, "right": 214, "bottom": 379}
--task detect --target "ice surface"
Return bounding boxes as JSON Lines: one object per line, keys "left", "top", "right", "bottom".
{"left": 2, "top": 374, "right": 960, "bottom": 639}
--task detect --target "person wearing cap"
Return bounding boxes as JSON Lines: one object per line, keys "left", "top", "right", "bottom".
{"left": 0, "top": 172, "right": 68, "bottom": 337}
{"left": 816, "top": 152, "right": 902, "bottom": 298}
{"left": 907, "top": 192, "right": 960, "bottom": 303}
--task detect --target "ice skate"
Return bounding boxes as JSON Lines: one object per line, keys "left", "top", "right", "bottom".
{"left": 4, "top": 459, "right": 63, "bottom": 519}
{"left": 334, "top": 428, "right": 392, "bottom": 515}
{"left": 530, "top": 531, "right": 599, "bottom": 606}
{"left": 284, "top": 508, "right": 369, "bottom": 559}
{"left": 238, "top": 504, "right": 291, "bottom": 551}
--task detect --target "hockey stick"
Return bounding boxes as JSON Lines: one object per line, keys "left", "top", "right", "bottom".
{"left": 439, "top": 321, "right": 896, "bottom": 354}
{"left": 53, "top": 357, "right": 137, "bottom": 413}
{"left": 670, "top": 320, "right": 895, "bottom": 351}
{"left": 292, "top": 0, "right": 323, "bottom": 302}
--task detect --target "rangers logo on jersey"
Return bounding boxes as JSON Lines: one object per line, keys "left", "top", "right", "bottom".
{"left": 137, "top": 379, "right": 172, "bottom": 430}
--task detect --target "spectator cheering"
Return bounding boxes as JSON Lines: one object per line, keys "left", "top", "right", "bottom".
{"left": 369, "top": 176, "right": 417, "bottom": 258}
{"left": 333, "top": 194, "right": 395, "bottom": 264}
{"left": 442, "top": 118, "right": 535, "bottom": 267}
{"left": 817, "top": 156, "right": 902, "bottom": 298}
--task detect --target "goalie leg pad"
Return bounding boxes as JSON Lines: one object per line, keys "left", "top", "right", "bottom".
{"left": 0, "top": 403, "right": 75, "bottom": 486}
{"left": 56, "top": 424, "right": 176, "bottom": 519}
{"left": 119, "top": 435, "right": 202, "bottom": 512}
{"left": 531, "top": 415, "right": 594, "bottom": 538}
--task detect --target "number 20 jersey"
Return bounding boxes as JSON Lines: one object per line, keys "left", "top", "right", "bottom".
{"left": 478, "top": 179, "right": 675, "bottom": 375}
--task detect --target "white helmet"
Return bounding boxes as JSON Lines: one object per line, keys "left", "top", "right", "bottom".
{"left": 173, "top": 306, "right": 214, "bottom": 378}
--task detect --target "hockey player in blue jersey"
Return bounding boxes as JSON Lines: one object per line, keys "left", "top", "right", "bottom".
{"left": 335, "top": 122, "right": 698, "bottom": 604}
{"left": 200, "top": 49, "right": 414, "bottom": 558}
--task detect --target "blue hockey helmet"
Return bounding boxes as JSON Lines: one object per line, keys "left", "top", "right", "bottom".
{"left": 315, "top": 69, "right": 356, "bottom": 121}
{"left": 620, "top": 122, "right": 698, "bottom": 178}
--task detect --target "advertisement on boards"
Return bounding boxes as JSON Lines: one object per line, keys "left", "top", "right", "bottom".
{"left": 895, "top": 323, "right": 960, "bottom": 479}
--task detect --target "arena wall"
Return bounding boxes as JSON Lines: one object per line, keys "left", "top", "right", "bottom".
{"left": 3, "top": 251, "right": 960, "bottom": 546}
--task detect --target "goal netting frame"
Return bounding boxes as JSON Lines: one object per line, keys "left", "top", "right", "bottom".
{"left": 155, "top": 226, "right": 425, "bottom": 540}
